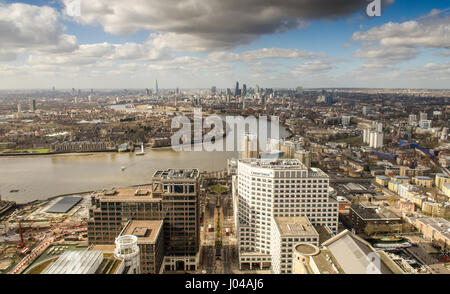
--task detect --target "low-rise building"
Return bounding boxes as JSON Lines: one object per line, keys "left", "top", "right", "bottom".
{"left": 412, "top": 176, "right": 433, "bottom": 188}
{"left": 414, "top": 218, "right": 450, "bottom": 252}
{"left": 376, "top": 175, "right": 389, "bottom": 186}
{"left": 443, "top": 183, "right": 450, "bottom": 197}
{"left": 388, "top": 181, "right": 401, "bottom": 193}
{"left": 349, "top": 202, "right": 402, "bottom": 234}
{"left": 435, "top": 173, "right": 450, "bottom": 190}
{"left": 391, "top": 175, "right": 410, "bottom": 184}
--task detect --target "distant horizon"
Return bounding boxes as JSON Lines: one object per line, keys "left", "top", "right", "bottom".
{"left": 1, "top": 87, "right": 450, "bottom": 91}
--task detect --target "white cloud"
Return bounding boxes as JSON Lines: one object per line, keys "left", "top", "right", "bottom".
{"left": 353, "top": 46, "right": 419, "bottom": 64}
{"left": 352, "top": 19, "right": 450, "bottom": 48}
{"left": 291, "top": 60, "right": 333, "bottom": 76}
{"left": 208, "top": 48, "right": 325, "bottom": 63}
{"left": 0, "top": 3, "right": 78, "bottom": 60}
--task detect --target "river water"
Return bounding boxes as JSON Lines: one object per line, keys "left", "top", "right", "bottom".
{"left": 0, "top": 114, "right": 289, "bottom": 203}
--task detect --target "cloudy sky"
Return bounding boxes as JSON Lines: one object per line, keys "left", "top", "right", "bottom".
{"left": 0, "top": 0, "right": 449, "bottom": 89}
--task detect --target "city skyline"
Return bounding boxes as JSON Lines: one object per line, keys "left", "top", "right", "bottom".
{"left": 0, "top": 0, "right": 449, "bottom": 89}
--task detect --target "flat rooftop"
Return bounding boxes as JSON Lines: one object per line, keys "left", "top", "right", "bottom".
{"left": 311, "top": 248, "right": 345, "bottom": 274}
{"left": 46, "top": 196, "right": 83, "bottom": 213}
{"left": 153, "top": 169, "right": 199, "bottom": 180}
{"left": 95, "top": 186, "right": 158, "bottom": 202}
{"left": 350, "top": 204, "right": 401, "bottom": 221}
{"left": 121, "top": 220, "right": 163, "bottom": 244}
{"left": 417, "top": 218, "right": 450, "bottom": 239}
{"left": 274, "top": 216, "right": 319, "bottom": 237}
{"left": 240, "top": 158, "right": 308, "bottom": 170}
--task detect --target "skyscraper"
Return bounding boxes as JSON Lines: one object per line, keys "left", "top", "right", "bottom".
{"left": 232, "top": 159, "right": 338, "bottom": 271}
{"left": 87, "top": 168, "right": 201, "bottom": 272}
{"left": 235, "top": 81, "right": 239, "bottom": 97}
{"left": 30, "top": 99, "right": 36, "bottom": 112}
{"left": 155, "top": 79, "right": 159, "bottom": 97}
{"left": 152, "top": 169, "right": 200, "bottom": 271}
{"left": 211, "top": 86, "right": 217, "bottom": 95}
{"left": 242, "top": 84, "right": 247, "bottom": 97}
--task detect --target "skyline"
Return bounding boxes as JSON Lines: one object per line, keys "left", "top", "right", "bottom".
{"left": 0, "top": 0, "right": 449, "bottom": 89}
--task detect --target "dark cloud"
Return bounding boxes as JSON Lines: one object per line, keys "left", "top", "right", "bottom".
{"left": 67, "top": 0, "right": 394, "bottom": 51}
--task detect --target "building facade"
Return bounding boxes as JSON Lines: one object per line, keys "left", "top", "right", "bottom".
{"left": 232, "top": 159, "right": 338, "bottom": 271}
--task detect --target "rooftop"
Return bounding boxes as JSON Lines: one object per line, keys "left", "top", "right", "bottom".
{"left": 46, "top": 196, "right": 83, "bottom": 213}
{"left": 95, "top": 186, "right": 158, "bottom": 202}
{"left": 274, "top": 216, "right": 319, "bottom": 237}
{"left": 152, "top": 168, "right": 199, "bottom": 180}
{"left": 416, "top": 218, "right": 450, "bottom": 239}
{"left": 294, "top": 243, "right": 320, "bottom": 255}
{"left": 240, "top": 158, "right": 308, "bottom": 170}
{"left": 310, "top": 248, "right": 345, "bottom": 274}
{"left": 322, "top": 230, "right": 403, "bottom": 274}
{"left": 121, "top": 220, "right": 164, "bottom": 244}
{"left": 350, "top": 203, "right": 401, "bottom": 221}
{"left": 42, "top": 251, "right": 104, "bottom": 274}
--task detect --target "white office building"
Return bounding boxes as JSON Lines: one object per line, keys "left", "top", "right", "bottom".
{"left": 232, "top": 159, "right": 338, "bottom": 271}
{"left": 362, "top": 122, "right": 383, "bottom": 148}
{"left": 271, "top": 216, "right": 319, "bottom": 274}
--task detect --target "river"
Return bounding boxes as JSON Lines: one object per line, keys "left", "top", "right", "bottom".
{"left": 0, "top": 114, "right": 289, "bottom": 203}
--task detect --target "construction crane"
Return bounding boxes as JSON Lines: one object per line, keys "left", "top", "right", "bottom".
{"left": 17, "top": 216, "right": 24, "bottom": 248}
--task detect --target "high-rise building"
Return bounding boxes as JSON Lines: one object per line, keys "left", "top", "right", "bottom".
{"left": 87, "top": 187, "right": 165, "bottom": 245}
{"left": 146, "top": 88, "right": 150, "bottom": 96}
{"left": 30, "top": 99, "right": 36, "bottom": 112}
{"left": 155, "top": 79, "right": 159, "bottom": 97}
{"left": 408, "top": 114, "right": 417, "bottom": 126}
{"left": 87, "top": 168, "right": 200, "bottom": 272}
{"left": 211, "top": 86, "right": 217, "bottom": 95}
{"left": 242, "top": 84, "right": 247, "bottom": 97}
{"left": 420, "top": 119, "right": 432, "bottom": 130}
{"left": 420, "top": 112, "right": 427, "bottom": 121}
{"left": 362, "top": 106, "right": 370, "bottom": 116}
{"left": 232, "top": 159, "right": 338, "bottom": 271}
{"left": 235, "top": 81, "right": 240, "bottom": 97}
{"left": 294, "top": 150, "right": 311, "bottom": 169}
{"left": 17, "top": 103, "right": 21, "bottom": 113}
{"left": 316, "top": 90, "right": 333, "bottom": 104}
{"left": 341, "top": 116, "right": 351, "bottom": 126}
{"left": 241, "top": 133, "right": 259, "bottom": 159}
{"left": 151, "top": 169, "right": 200, "bottom": 271}
{"left": 362, "top": 122, "right": 383, "bottom": 148}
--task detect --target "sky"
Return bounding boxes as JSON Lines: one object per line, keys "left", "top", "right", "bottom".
{"left": 0, "top": 0, "right": 449, "bottom": 89}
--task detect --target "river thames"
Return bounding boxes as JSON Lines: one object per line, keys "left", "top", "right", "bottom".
{"left": 0, "top": 119, "right": 289, "bottom": 203}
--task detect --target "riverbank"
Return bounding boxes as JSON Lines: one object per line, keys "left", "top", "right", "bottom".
{"left": 0, "top": 149, "right": 117, "bottom": 157}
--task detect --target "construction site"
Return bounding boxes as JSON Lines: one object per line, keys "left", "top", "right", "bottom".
{"left": 0, "top": 193, "right": 91, "bottom": 274}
